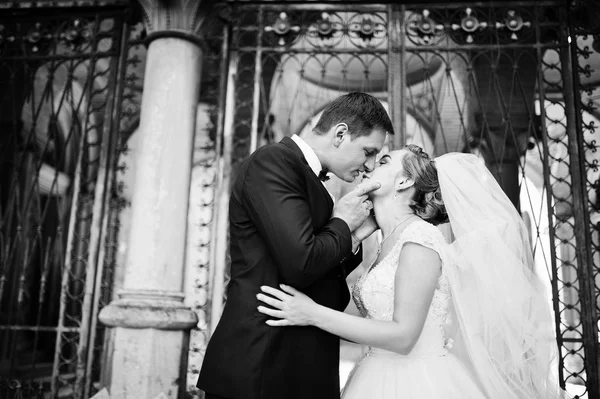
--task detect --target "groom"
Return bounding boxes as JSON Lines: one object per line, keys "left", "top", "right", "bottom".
{"left": 197, "top": 92, "right": 393, "bottom": 399}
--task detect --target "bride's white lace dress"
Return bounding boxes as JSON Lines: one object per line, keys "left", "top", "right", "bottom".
{"left": 343, "top": 220, "right": 486, "bottom": 398}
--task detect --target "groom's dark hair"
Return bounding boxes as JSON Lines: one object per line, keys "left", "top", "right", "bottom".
{"left": 313, "top": 92, "right": 394, "bottom": 139}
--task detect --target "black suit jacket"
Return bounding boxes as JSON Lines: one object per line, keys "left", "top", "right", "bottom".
{"left": 197, "top": 137, "right": 362, "bottom": 399}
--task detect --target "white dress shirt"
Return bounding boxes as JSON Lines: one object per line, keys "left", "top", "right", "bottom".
{"left": 291, "top": 135, "right": 359, "bottom": 254}
{"left": 291, "top": 134, "right": 323, "bottom": 178}
{"left": 291, "top": 134, "right": 334, "bottom": 202}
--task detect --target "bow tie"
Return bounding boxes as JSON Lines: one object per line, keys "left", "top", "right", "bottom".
{"left": 318, "top": 169, "right": 330, "bottom": 182}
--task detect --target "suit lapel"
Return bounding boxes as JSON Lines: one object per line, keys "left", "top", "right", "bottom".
{"left": 280, "top": 137, "right": 334, "bottom": 210}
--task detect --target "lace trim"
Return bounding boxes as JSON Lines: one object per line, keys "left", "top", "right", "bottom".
{"left": 352, "top": 278, "right": 368, "bottom": 318}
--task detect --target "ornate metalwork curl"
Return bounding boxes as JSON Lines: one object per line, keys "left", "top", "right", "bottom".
{"left": 495, "top": 9, "right": 532, "bottom": 41}
{"left": 406, "top": 9, "right": 445, "bottom": 45}
{"left": 0, "top": 17, "right": 101, "bottom": 56}
{"left": 305, "top": 12, "right": 343, "bottom": 47}
{"left": 347, "top": 12, "right": 386, "bottom": 48}
{"left": 261, "top": 10, "right": 387, "bottom": 50}
{"left": 451, "top": 8, "right": 488, "bottom": 44}
{"left": 264, "top": 12, "right": 300, "bottom": 46}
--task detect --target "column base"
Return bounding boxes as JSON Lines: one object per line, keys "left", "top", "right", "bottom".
{"left": 107, "top": 328, "right": 189, "bottom": 399}
{"left": 99, "top": 289, "right": 198, "bottom": 330}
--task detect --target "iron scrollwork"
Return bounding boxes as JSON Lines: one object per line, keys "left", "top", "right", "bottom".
{"left": 347, "top": 13, "right": 386, "bottom": 47}
{"left": 451, "top": 8, "right": 488, "bottom": 44}
{"left": 0, "top": 17, "right": 98, "bottom": 56}
{"left": 306, "top": 12, "right": 343, "bottom": 47}
{"left": 406, "top": 9, "right": 445, "bottom": 46}
{"left": 263, "top": 10, "right": 387, "bottom": 49}
{"left": 406, "top": 6, "right": 535, "bottom": 46}
{"left": 496, "top": 9, "right": 532, "bottom": 41}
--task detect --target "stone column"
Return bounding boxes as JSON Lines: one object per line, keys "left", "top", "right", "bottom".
{"left": 99, "top": 2, "right": 209, "bottom": 398}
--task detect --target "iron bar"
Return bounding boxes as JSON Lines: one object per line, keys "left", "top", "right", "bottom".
{"left": 50, "top": 85, "right": 89, "bottom": 398}
{"left": 230, "top": 1, "right": 562, "bottom": 11}
{"left": 387, "top": 4, "right": 403, "bottom": 149}
{"left": 249, "top": 7, "right": 264, "bottom": 154}
{"left": 75, "top": 16, "right": 126, "bottom": 399}
{"left": 236, "top": 47, "right": 389, "bottom": 53}
{"left": 0, "top": 325, "right": 81, "bottom": 332}
{"left": 560, "top": 7, "right": 600, "bottom": 397}
{"left": 534, "top": 3, "right": 566, "bottom": 388}
{"left": 0, "top": 1, "right": 128, "bottom": 9}
{"left": 83, "top": 16, "right": 130, "bottom": 399}
{"left": 207, "top": 23, "right": 231, "bottom": 334}
{"left": 74, "top": 30, "right": 109, "bottom": 399}
{"left": 397, "top": 5, "right": 407, "bottom": 149}
{"left": 235, "top": 3, "right": 387, "bottom": 12}
{"left": 209, "top": 49, "right": 238, "bottom": 334}
{"left": 29, "top": 236, "right": 54, "bottom": 384}
{"left": 234, "top": 43, "right": 561, "bottom": 53}
{"left": 216, "top": 24, "right": 232, "bottom": 164}
{"left": 0, "top": 52, "right": 119, "bottom": 62}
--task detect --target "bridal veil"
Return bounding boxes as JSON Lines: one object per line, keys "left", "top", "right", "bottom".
{"left": 436, "top": 153, "right": 562, "bottom": 399}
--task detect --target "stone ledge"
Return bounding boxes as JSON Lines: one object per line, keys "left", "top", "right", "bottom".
{"left": 99, "top": 289, "right": 198, "bottom": 330}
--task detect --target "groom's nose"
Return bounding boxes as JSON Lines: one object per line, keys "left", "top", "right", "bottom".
{"left": 363, "top": 157, "right": 376, "bottom": 173}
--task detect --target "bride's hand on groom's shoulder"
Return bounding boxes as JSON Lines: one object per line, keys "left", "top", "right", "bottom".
{"left": 257, "top": 284, "right": 316, "bottom": 327}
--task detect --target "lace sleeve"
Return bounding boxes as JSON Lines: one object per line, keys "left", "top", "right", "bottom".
{"left": 398, "top": 221, "right": 446, "bottom": 260}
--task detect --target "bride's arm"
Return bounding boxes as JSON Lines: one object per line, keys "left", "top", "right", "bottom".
{"left": 258, "top": 242, "right": 441, "bottom": 355}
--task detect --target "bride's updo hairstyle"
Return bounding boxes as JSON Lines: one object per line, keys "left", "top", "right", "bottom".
{"left": 402, "top": 145, "right": 449, "bottom": 225}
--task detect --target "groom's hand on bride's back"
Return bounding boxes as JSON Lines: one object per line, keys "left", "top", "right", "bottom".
{"left": 332, "top": 180, "right": 381, "bottom": 231}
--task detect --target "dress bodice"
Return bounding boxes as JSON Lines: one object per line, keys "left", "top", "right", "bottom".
{"left": 352, "top": 220, "right": 452, "bottom": 356}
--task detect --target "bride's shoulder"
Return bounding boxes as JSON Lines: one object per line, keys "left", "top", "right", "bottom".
{"left": 402, "top": 220, "right": 447, "bottom": 248}
{"left": 404, "top": 219, "right": 442, "bottom": 237}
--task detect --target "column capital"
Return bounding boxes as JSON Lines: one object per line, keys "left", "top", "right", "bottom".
{"left": 136, "top": 0, "right": 215, "bottom": 47}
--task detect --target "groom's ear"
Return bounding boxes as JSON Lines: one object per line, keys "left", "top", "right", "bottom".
{"left": 333, "top": 123, "right": 349, "bottom": 148}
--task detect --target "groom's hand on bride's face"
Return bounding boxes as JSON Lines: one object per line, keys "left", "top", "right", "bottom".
{"left": 353, "top": 180, "right": 382, "bottom": 197}
{"left": 332, "top": 181, "right": 381, "bottom": 231}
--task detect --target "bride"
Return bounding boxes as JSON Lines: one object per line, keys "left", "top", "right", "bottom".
{"left": 257, "top": 145, "right": 563, "bottom": 398}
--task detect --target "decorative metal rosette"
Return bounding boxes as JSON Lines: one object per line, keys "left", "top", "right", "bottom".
{"left": 264, "top": 11, "right": 301, "bottom": 47}
{"left": 346, "top": 12, "right": 387, "bottom": 49}
{"left": 406, "top": 9, "right": 445, "bottom": 46}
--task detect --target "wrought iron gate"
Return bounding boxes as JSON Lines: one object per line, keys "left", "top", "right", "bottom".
{"left": 0, "top": 3, "right": 130, "bottom": 398}
{"left": 202, "top": 1, "right": 600, "bottom": 398}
